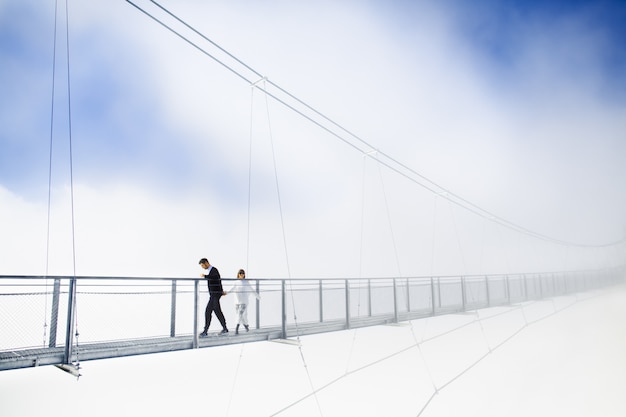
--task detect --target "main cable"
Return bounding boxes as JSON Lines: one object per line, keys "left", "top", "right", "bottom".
{"left": 125, "top": 0, "right": 623, "bottom": 249}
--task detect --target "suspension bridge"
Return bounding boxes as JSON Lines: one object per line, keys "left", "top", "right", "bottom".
{"left": 1, "top": 269, "right": 622, "bottom": 374}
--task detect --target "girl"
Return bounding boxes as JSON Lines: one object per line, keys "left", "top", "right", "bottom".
{"left": 225, "top": 269, "right": 260, "bottom": 334}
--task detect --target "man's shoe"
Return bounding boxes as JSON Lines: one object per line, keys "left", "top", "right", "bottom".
{"left": 199, "top": 331, "right": 208, "bottom": 337}
{"left": 244, "top": 325, "right": 249, "bottom": 332}
{"left": 219, "top": 329, "right": 229, "bottom": 335}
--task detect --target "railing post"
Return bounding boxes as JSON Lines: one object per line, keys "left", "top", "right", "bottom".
{"left": 193, "top": 280, "right": 199, "bottom": 349}
{"left": 367, "top": 279, "right": 372, "bottom": 317}
{"left": 63, "top": 277, "right": 77, "bottom": 364}
{"left": 319, "top": 280, "right": 324, "bottom": 323}
{"left": 505, "top": 275, "right": 511, "bottom": 305}
{"left": 485, "top": 276, "right": 491, "bottom": 308}
{"left": 523, "top": 274, "right": 528, "bottom": 301}
{"left": 393, "top": 278, "right": 398, "bottom": 323}
{"left": 437, "top": 277, "right": 442, "bottom": 308}
{"left": 406, "top": 278, "right": 411, "bottom": 313}
{"left": 170, "top": 279, "right": 177, "bottom": 337}
{"left": 48, "top": 278, "right": 61, "bottom": 348}
{"left": 461, "top": 276, "right": 466, "bottom": 312}
{"left": 255, "top": 280, "right": 260, "bottom": 330}
{"left": 281, "top": 280, "right": 287, "bottom": 339}
{"left": 345, "top": 279, "right": 351, "bottom": 329}
{"left": 430, "top": 277, "right": 436, "bottom": 316}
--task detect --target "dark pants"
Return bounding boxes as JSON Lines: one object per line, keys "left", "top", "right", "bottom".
{"left": 204, "top": 293, "right": 227, "bottom": 331}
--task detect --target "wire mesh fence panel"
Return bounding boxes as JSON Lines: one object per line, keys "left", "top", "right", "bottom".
{"left": 319, "top": 281, "right": 347, "bottom": 322}
{"left": 464, "top": 277, "right": 488, "bottom": 309}
{"left": 284, "top": 280, "right": 322, "bottom": 325}
{"left": 408, "top": 279, "right": 433, "bottom": 314}
{"left": 256, "top": 280, "right": 283, "bottom": 328}
{"left": 173, "top": 283, "right": 196, "bottom": 335}
{"left": 370, "top": 280, "right": 395, "bottom": 316}
{"left": 394, "top": 279, "right": 408, "bottom": 315}
{"left": 525, "top": 274, "right": 542, "bottom": 299}
{"left": 75, "top": 279, "right": 174, "bottom": 343}
{"left": 0, "top": 278, "right": 67, "bottom": 351}
{"left": 348, "top": 280, "right": 372, "bottom": 318}
{"left": 1, "top": 292, "right": 48, "bottom": 351}
{"left": 436, "top": 278, "right": 463, "bottom": 311}
{"left": 507, "top": 275, "right": 526, "bottom": 302}
{"left": 486, "top": 276, "right": 508, "bottom": 306}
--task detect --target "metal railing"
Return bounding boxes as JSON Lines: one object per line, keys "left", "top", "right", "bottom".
{"left": 1, "top": 267, "right": 623, "bottom": 371}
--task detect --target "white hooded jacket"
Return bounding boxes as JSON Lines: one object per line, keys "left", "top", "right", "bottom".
{"left": 227, "top": 279, "right": 260, "bottom": 305}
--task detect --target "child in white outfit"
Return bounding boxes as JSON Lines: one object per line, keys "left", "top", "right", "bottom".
{"left": 225, "top": 269, "right": 260, "bottom": 334}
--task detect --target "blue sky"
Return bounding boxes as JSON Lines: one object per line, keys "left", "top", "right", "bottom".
{"left": 1, "top": 0, "right": 625, "bottom": 277}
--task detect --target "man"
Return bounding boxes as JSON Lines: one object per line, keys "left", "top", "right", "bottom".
{"left": 198, "top": 258, "right": 228, "bottom": 336}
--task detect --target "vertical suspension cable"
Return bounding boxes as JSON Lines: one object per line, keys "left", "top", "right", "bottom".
{"left": 63, "top": 0, "right": 80, "bottom": 374}
{"left": 449, "top": 199, "right": 489, "bottom": 352}
{"left": 374, "top": 154, "right": 402, "bottom": 277}
{"left": 344, "top": 154, "right": 369, "bottom": 374}
{"left": 246, "top": 86, "right": 255, "bottom": 272}
{"left": 43, "top": 0, "right": 60, "bottom": 348}
{"left": 429, "top": 195, "right": 439, "bottom": 277}
{"left": 64, "top": 0, "right": 77, "bottom": 284}
{"left": 446, "top": 199, "right": 467, "bottom": 275}
{"left": 478, "top": 217, "right": 488, "bottom": 276}
{"left": 495, "top": 223, "right": 512, "bottom": 274}
{"left": 226, "top": 81, "right": 259, "bottom": 417}
{"left": 261, "top": 83, "right": 291, "bottom": 279}
{"left": 260, "top": 82, "right": 323, "bottom": 417}
{"left": 358, "top": 155, "right": 368, "bottom": 280}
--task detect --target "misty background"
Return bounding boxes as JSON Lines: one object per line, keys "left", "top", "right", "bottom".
{"left": 1, "top": 0, "right": 624, "bottom": 281}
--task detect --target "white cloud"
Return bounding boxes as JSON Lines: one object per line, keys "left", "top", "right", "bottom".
{"left": 1, "top": 0, "right": 624, "bottom": 279}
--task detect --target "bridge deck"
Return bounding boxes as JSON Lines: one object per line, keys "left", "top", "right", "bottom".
{"left": 0, "top": 311, "right": 442, "bottom": 371}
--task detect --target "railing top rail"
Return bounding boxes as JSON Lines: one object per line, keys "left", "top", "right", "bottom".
{"left": 0, "top": 266, "right": 622, "bottom": 283}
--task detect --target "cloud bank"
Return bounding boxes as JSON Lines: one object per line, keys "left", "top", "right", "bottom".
{"left": 1, "top": 0, "right": 624, "bottom": 277}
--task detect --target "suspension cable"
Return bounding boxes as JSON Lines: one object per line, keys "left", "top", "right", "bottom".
{"left": 125, "top": 0, "right": 623, "bottom": 249}
{"left": 64, "top": 0, "right": 80, "bottom": 376}
{"left": 65, "top": 0, "right": 77, "bottom": 283}
{"left": 43, "top": 0, "right": 61, "bottom": 349}
{"left": 257, "top": 81, "right": 323, "bottom": 416}
{"left": 345, "top": 155, "right": 369, "bottom": 374}
{"left": 429, "top": 195, "right": 439, "bottom": 277}
{"left": 272, "top": 292, "right": 587, "bottom": 417}
{"left": 224, "top": 80, "right": 260, "bottom": 417}
{"left": 262, "top": 82, "right": 291, "bottom": 280}
{"left": 225, "top": 343, "right": 246, "bottom": 417}
{"left": 373, "top": 153, "right": 402, "bottom": 277}
{"left": 246, "top": 86, "right": 255, "bottom": 272}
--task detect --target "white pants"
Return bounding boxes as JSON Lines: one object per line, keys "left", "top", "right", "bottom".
{"left": 235, "top": 303, "right": 249, "bottom": 326}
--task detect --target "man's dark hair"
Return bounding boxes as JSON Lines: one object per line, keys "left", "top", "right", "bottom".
{"left": 199, "top": 258, "right": 208, "bottom": 264}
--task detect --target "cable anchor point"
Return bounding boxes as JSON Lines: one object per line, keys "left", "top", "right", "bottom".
{"left": 250, "top": 76, "right": 268, "bottom": 87}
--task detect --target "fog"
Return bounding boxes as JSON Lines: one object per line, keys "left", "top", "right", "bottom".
{"left": 1, "top": 0, "right": 625, "bottom": 280}
{"left": 1, "top": 285, "right": 625, "bottom": 416}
